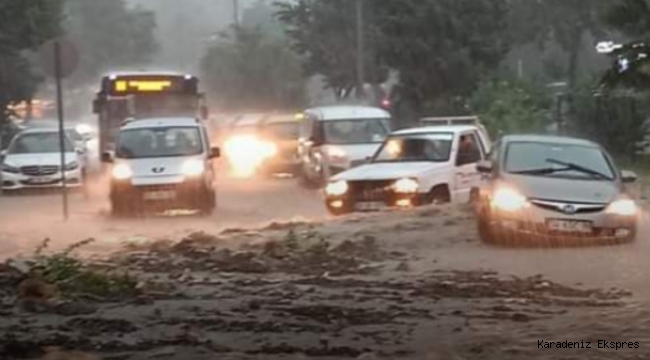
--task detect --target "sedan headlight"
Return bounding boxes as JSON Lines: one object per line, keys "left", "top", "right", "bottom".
{"left": 492, "top": 187, "right": 527, "bottom": 211}
{"left": 64, "top": 161, "right": 79, "bottom": 171}
{"left": 182, "top": 159, "right": 205, "bottom": 176}
{"left": 326, "top": 180, "right": 349, "bottom": 196}
{"left": 394, "top": 178, "right": 419, "bottom": 193}
{"left": 112, "top": 163, "right": 133, "bottom": 180}
{"left": 606, "top": 199, "right": 637, "bottom": 216}
{"left": 1, "top": 163, "right": 19, "bottom": 174}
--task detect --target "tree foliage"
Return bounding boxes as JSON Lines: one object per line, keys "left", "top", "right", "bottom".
{"left": 469, "top": 78, "right": 553, "bottom": 136}
{"left": 64, "top": 0, "right": 159, "bottom": 83}
{"left": 276, "top": 0, "right": 389, "bottom": 98}
{"left": 201, "top": 26, "right": 306, "bottom": 112}
{"left": 0, "top": 0, "right": 64, "bottom": 146}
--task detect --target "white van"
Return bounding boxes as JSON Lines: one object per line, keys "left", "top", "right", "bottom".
{"left": 297, "top": 105, "right": 392, "bottom": 187}
{"left": 101, "top": 117, "right": 220, "bottom": 216}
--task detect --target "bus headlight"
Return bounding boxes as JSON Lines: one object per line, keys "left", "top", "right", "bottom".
{"left": 182, "top": 159, "right": 205, "bottom": 176}
{"left": 326, "top": 180, "right": 349, "bottom": 196}
{"left": 112, "top": 163, "right": 133, "bottom": 180}
{"left": 394, "top": 178, "right": 419, "bottom": 193}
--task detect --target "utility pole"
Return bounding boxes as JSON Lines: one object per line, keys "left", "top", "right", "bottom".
{"left": 233, "top": 0, "right": 240, "bottom": 27}
{"left": 355, "top": 0, "right": 365, "bottom": 100}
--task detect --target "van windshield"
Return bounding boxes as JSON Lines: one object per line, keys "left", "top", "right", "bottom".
{"left": 323, "top": 118, "right": 391, "bottom": 145}
{"left": 116, "top": 126, "right": 203, "bottom": 159}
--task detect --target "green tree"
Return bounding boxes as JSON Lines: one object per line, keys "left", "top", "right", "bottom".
{"left": 201, "top": 26, "right": 306, "bottom": 111}
{"left": 64, "top": 0, "right": 158, "bottom": 84}
{"left": 0, "top": 0, "right": 65, "bottom": 146}
{"left": 469, "top": 78, "right": 553, "bottom": 136}
{"left": 276, "top": 0, "right": 389, "bottom": 99}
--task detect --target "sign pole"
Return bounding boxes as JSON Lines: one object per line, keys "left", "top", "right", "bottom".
{"left": 54, "top": 41, "right": 69, "bottom": 221}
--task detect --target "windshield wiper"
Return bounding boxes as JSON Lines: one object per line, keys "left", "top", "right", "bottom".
{"left": 510, "top": 167, "right": 568, "bottom": 175}
{"left": 545, "top": 158, "right": 613, "bottom": 180}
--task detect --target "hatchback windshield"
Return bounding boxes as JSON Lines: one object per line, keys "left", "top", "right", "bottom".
{"left": 505, "top": 142, "right": 615, "bottom": 180}
{"left": 9, "top": 132, "right": 74, "bottom": 154}
{"left": 373, "top": 132, "right": 454, "bottom": 163}
{"left": 323, "top": 118, "right": 391, "bottom": 145}
{"left": 116, "top": 127, "right": 203, "bottom": 158}
{"left": 265, "top": 122, "right": 298, "bottom": 140}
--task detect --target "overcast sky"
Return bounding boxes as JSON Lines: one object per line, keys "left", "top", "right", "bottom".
{"left": 125, "top": 0, "right": 259, "bottom": 73}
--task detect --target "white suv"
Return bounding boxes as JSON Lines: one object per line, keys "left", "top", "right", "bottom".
{"left": 101, "top": 117, "right": 219, "bottom": 216}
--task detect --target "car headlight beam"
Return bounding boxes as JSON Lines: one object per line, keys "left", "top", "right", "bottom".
{"left": 112, "top": 163, "right": 133, "bottom": 180}
{"left": 326, "top": 180, "right": 348, "bottom": 196}
{"left": 606, "top": 199, "right": 637, "bottom": 216}
{"left": 492, "top": 187, "right": 527, "bottom": 211}
{"left": 394, "top": 178, "right": 419, "bottom": 193}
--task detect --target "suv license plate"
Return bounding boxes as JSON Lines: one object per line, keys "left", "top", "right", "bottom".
{"left": 355, "top": 202, "right": 384, "bottom": 211}
{"left": 547, "top": 220, "right": 592, "bottom": 233}
{"left": 143, "top": 191, "right": 176, "bottom": 201}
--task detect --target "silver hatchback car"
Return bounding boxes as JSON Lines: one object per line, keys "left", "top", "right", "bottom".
{"left": 473, "top": 135, "right": 639, "bottom": 246}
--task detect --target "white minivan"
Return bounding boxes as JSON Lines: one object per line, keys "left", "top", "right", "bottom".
{"left": 101, "top": 117, "right": 220, "bottom": 216}
{"left": 297, "top": 105, "right": 392, "bottom": 187}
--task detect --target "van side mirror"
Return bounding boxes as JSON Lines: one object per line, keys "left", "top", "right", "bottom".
{"left": 621, "top": 170, "right": 637, "bottom": 183}
{"left": 101, "top": 151, "right": 113, "bottom": 163}
{"left": 477, "top": 160, "right": 493, "bottom": 173}
{"left": 210, "top": 147, "right": 221, "bottom": 159}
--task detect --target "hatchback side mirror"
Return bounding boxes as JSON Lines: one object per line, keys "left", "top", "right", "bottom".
{"left": 621, "top": 170, "right": 637, "bottom": 183}
{"left": 101, "top": 151, "right": 114, "bottom": 164}
{"left": 476, "top": 160, "right": 493, "bottom": 173}
{"left": 210, "top": 147, "right": 221, "bottom": 159}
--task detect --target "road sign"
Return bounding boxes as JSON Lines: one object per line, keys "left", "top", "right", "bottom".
{"left": 39, "top": 38, "right": 79, "bottom": 78}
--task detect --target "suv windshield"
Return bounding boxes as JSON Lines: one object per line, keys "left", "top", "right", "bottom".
{"left": 9, "top": 132, "right": 74, "bottom": 154}
{"left": 323, "top": 118, "right": 390, "bottom": 145}
{"left": 373, "top": 132, "right": 454, "bottom": 163}
{"left": 116, "top": 126, "right": 203, "bottom": 159}
{"left": 505, "top": 142, "right": 615, "bottom": 180}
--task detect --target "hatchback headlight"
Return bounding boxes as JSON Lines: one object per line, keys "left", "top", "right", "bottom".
{"left": 326, "top": 180, "right": 348, "bottom": 196}
{"left": 394, "top": 178, "right": 419, "bottom": 193}
{"left": 112, "top": 163, "right": 133, "bottom": 180}
{"left": 1, "top": 163, "right": 19, "bottom": 174}
{"left": 492, "top": 187, "right": 527, "bottom": 211}
{"left": 64, "top": 161, "right": 79, "bottom": 171}
{"left": 606, "top": 199, "right": 637, "bottom": 216}
{"left": 182, "top": 159, "right": 205, "bottom": 176}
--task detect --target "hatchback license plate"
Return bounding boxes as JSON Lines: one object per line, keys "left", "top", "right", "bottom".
{"left": 143, "top": 190, "right": 176, "bottom": 201}
{"left": 355, "top": 201, "right": 384, "bottom": 211}
{"left": 547, "top": 219, "right": 592, "bottom": 233}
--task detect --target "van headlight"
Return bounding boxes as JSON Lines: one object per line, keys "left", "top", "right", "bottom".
{"left": 606, "top": 199, "right": 637, "bottom": 216}
{"left": 394, "top": 178, "right": 419, "bottom": 193}
{"left": 182, "top": 159, "right": 205, "bottom": 176}
{"left": 326, "top": 180, "right": 348, "bottom": 196}
{"left": 492, "top": 187, "right": 527, "bottom": 211}
{"left": 112, "top": 163, "right": 133, "bottom": 180}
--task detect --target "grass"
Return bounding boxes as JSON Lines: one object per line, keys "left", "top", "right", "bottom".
{"left": 29, "top": 238, "right": 138, "bottom": 301}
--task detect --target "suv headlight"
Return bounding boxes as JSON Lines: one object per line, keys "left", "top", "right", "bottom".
{"left": 606, "top": 199, "right": 637, "bottom": 216}
{"left": 64, "top": 161, "right": 79, "bottom": 171}
{"left": 1, "top": 163, "right": 19, "bottom": 174}
{"left": 112, "top": 163, "right": 133, "bottom": 180}
{"left": 182, "top": 159, "right": 205, "bottom": 176}
{"left": 394, "top": 178, "right": 419, "bottom": 193}
{"left": 326, "top": 180, "right": 348, "bottom": 196}
{"left": 492, "top": 188, "right": 527, "bottom": 211}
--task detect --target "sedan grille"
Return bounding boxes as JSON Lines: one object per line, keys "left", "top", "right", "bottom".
{"left": 349, "top": 180, "right": 395, "bottom": 202}
{"left": 20, "top": 165, "right": 60, "bottom": 176}
{"left": 529, "top": 199, "right": 607, "bottom": 214}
